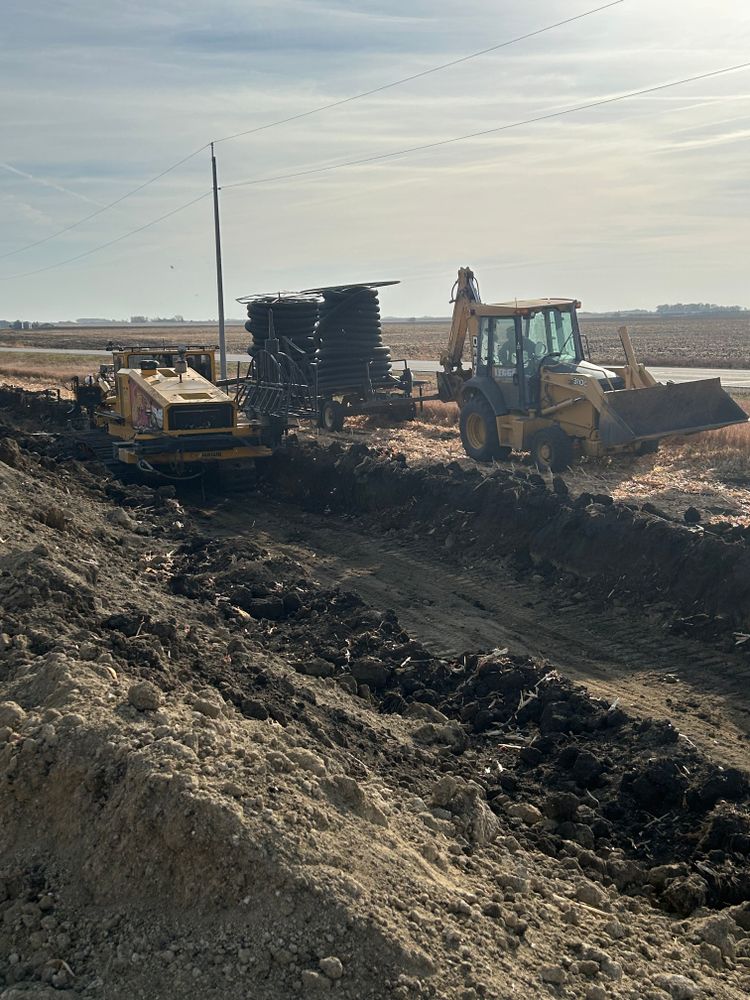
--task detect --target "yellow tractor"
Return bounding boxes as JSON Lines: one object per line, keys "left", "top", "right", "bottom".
{"left": 438, "top": 267, "right": 747, "bottom": 470}
{"left": 72, "top": 346, "right": 277, "bottom": 475}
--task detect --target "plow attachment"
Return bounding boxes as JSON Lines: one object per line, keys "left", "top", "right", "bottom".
{"left": 598, "top": 378, "right": 747, "bottom": 448}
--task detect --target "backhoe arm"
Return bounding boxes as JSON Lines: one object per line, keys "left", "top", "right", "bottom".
{"left": 440, "top": 267, "right": 480, "bottom": 372}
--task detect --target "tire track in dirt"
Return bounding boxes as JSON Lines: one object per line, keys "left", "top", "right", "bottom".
{"left": 201, "top": 497, "right": 750, "bottom": 773}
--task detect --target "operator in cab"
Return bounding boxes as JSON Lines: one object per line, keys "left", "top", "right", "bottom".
{"left": 497, "top": 324, "right": 535, "bottom": 367}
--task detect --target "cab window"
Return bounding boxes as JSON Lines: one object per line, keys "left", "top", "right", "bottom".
{"left": 477, "top": 318, "right": 490, "bottom": 368}
{"left": 523, "top": 312, "right": 548, "bottom": 364}
{"left": 491, "top": 319, "right": 519, "bottom": 366}
{"left": 187, "top": 353, "right": 213, "bottom": 380}
{"left": 548, "top": 309, "right": 578, "bottom": 362}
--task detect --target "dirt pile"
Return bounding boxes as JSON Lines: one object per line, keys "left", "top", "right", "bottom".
{"left": 170, "top": 534, "right": 750, "bottom": 915}
{"left": 1, "top": 414, "right": 750, "bottom": 997}
{"left": 262, "top": 441, "right": 750, "bottom": 633}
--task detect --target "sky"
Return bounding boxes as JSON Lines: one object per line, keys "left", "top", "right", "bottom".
{"left": 1, "top": 0, "right": 749, "bottom": 320}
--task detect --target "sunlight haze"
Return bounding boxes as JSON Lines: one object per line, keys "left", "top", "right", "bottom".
{"left": 2, "top": 0, "right": 749, "bottom": 320}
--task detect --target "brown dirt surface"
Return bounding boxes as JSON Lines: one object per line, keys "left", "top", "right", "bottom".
{"left": 579, "top": 316, "right": 750, "bottom": 371}
{"left": 1, "top": 398, "right": 750, "bottom": 998}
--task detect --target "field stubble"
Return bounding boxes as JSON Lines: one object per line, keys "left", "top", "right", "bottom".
{"left": 2, "top": 314, "right": 750, "bottom": 369}
{"left": 384, "top": 315, "right": 750, "bottom": 370}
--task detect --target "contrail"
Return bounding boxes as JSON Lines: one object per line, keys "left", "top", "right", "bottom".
{"left": 0, "top": 161, "right": 103, "bottom": 207}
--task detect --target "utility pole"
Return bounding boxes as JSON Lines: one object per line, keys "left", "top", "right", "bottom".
{"left": 211, "top": 142, "right": 227, "bottom": 378}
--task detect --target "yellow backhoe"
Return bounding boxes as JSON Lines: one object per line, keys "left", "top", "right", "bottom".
{"left": 438, "top": 267, "right": 747, "bottom": 470}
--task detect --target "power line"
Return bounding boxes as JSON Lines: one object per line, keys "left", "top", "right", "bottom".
{"left": 0, "top": 146, "right": 211, "bottom": 263}
{"left": 4, "top": 61, "right": 747, "bottom": 283}
{"left": 0, "top": 1, "right": 624, "bottom": 261}
{"left": 213, "top": 0, "right": 626, "bottom": 145}
{"left": 0, "top": 192, "right": 211, "bottom": 281}
{"left": 3, "top": 62, "right": 747, "bottom": 282}
{"left": 221, "top": 61, "right": 750, "bottom": 192}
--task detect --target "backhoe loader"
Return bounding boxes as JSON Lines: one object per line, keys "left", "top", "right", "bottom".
{"left": 438, "top": 267, "right": 747, "bottom": 470}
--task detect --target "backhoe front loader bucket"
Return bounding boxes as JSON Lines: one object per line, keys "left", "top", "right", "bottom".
{"left": 598, "top": 378, "right": 747, "bottom": 448}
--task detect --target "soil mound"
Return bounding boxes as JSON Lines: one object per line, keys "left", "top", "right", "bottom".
{"left": 171, "top": 534, "right": 750, "bottom": 915}
{"left": 263, "top": 441, "right": 750, "bottom": 632}
{"left": 1, "top": 408, "right": 750, "bottom": 998}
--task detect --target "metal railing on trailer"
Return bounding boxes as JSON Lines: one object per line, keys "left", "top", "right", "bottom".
{"left": 220, "top": 344, "right": 318, "bottom": 423}
{"left": 217, "top": 339, "right": 432, "bottom": 434}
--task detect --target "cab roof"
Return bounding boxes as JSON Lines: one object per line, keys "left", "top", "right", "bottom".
{"left": 487, "top": 299, "right": 581, "bottom": 311}
{"left": 478, "top": 298, "right": 580, "bottom": 315}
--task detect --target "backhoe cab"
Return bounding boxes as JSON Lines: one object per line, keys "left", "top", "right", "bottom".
{"left": 438, "top": 267, "right": 747, "bottom": 470}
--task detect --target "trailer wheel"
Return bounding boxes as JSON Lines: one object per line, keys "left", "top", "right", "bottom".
{"left": 321, "top": 400, "right": 345, "bottom": 432}
{"left": 460, "top": 396, "right": 508, "bottom": 462}
{"left": 531, "top": 426, "right": 574, "bottom": 472}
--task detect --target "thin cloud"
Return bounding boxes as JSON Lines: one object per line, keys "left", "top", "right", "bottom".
{"left": 0, "top": 162, "right": 103, "bottom": 207}
{"left": 657, "top": 127, "right": 750, "bottom": 152}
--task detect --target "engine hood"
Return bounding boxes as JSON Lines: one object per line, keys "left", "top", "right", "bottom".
{"left": 576, "top": 360, "right": 619, "bottom": 380}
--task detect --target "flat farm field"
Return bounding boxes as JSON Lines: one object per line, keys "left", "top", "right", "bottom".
{"left": 383, "top": 314, "right": 750, "bottom": 369}
{"left": 579, "top": 315, "right": 750, "bottom": 369}
{"left": 1, "top": 314, "right": 749, "bottom": 369}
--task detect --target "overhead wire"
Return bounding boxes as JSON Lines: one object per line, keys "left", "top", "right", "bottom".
{"left": 213, "top": 0, "right": 626, "bottom": 144}
{"left": 0, "top": 192, "right": 211, "bottom": 281}
{"left": 3, "top": 60, "right": 747, "bottom": 282}
{"left": 0, "top": 1, "right": 625, "bottom": 261}
{"left": 221, "top": 61, "right": 750, "bottom": 191}
{"left": 3, "top": 60, "right": 749, "bottom": 281}
{"left": 0, "top": 146, "right": 211, "bottom": 263}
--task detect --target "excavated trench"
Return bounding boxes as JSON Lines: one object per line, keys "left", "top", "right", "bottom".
{"left": 1, "top": 389, "right": 750, "bottom": 949}
{"left": 261, "top": 439, "right": 750, "bottom": 635}
{"left": 151, "top": 531, "right": 750, "bottom": 915}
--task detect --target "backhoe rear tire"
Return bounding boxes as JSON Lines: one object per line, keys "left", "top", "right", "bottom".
{"left": 531, "top": 425, "right": 574, "bottom": 472}
{"left": 460, "top": 397, "right": 510, "bottom": 463}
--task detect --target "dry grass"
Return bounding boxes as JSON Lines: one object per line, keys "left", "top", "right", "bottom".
{"left": 661, "top": 400, "right": 750, "bottom": 474}
{"left": 413, "top": 399, "right": 750, "bottom": 473}
{"left": 0, "top": 353, "right": 91, "bottom": 396}
{"left": 0, "top": 363, "right": 80, "bottom": 382}
{"left": 4, "top": 316, "right": 750, "bottom": 370}
{"left": 415, "top": 400, "right": 458, "bottom": 426}
{"left": 3, "top": 337, "right": 749, "bottom": 522}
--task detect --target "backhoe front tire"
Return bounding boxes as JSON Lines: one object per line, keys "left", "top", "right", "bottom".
{"left": 531, "top": 426, "right": 574, "bottom": 472}
{"left": 460, "top": 397, "right": 510, "bottom": 462}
